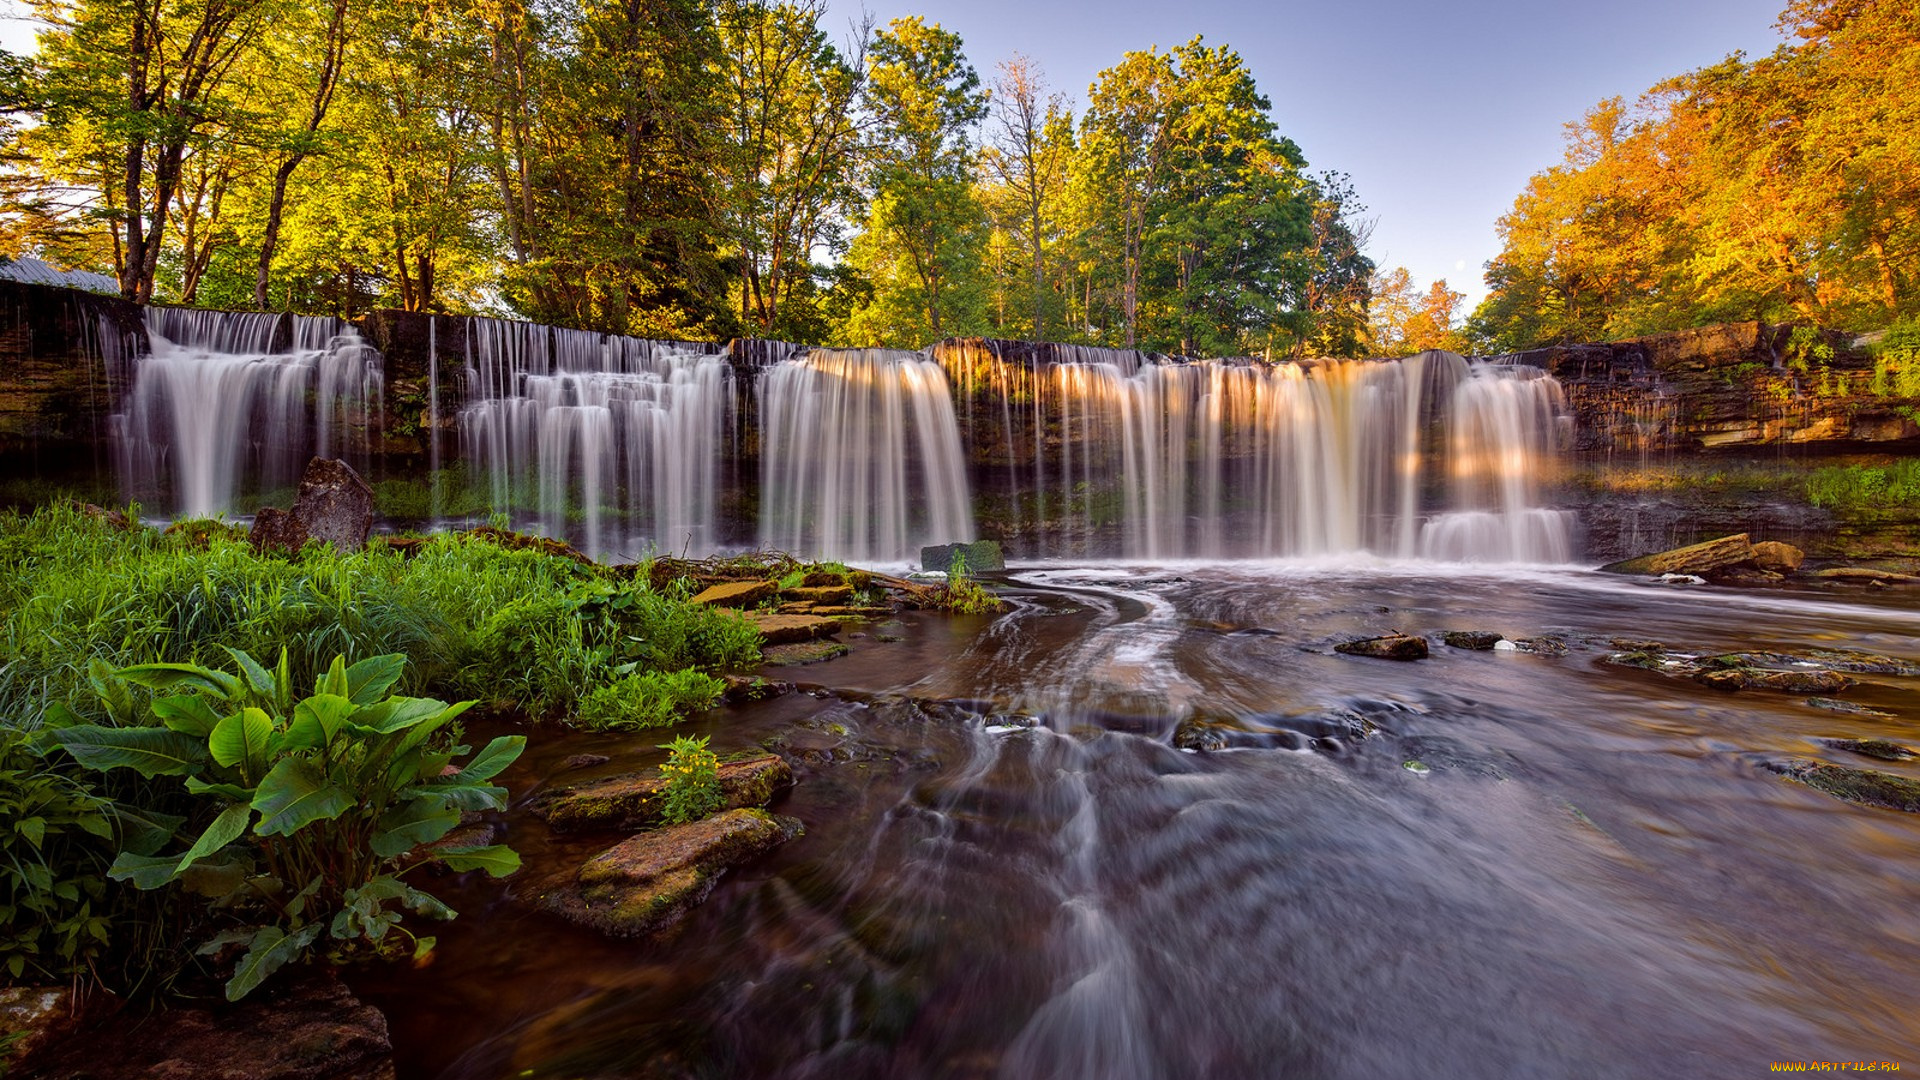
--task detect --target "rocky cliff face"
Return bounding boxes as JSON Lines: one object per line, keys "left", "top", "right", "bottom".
{"left": 0, "top": 281, "right": 145, "bottom": 485}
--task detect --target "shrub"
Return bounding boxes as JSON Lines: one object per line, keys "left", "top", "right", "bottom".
{"left": 47, "top": 650, "right": 524, "bottom": 1000}
{"left": 656, "top": 735, "right": 722, "bottom": 825}
{"left": 1806, "top": 461, "right": 1920, "bottom": 514}
{"left": 930, "top": 550, "right": 1003, "bottom": 615}
{"left": 0, "top": 729, "right": 114, "bottom": 982}
{"left": 576, "top": 670, "right": 725, "bottom": 731}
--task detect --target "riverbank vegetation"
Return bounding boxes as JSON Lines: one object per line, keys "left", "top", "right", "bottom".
{"left": 0, "top": 503, "right": 772, "bottom": 999}
{"left": 0, "top": 0, "right": 1374, "bottom": 358}
{"left": 1470, "top": 0, "right": 1920, "bottom": 351}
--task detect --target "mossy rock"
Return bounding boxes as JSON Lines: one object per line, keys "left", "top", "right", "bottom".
{"left": 537, "top": 809, "right": 804, "bottom": 937}
{"left": 1769, "top": 760, "right": 1920, "bottom": 813}
{"left": 533, "top": 754, "right": 793, "bottom": 832}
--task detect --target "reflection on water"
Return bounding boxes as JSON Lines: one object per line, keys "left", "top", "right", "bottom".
{"left": 357, "top": 566, "right": 1920, "bottom": 1078}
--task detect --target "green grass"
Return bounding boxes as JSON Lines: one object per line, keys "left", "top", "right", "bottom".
{"left": 1805, "top": 461, "right": 1920, "bottom": 514}
{"left": 0, "top": 504, "right": 761, "bottom": 726}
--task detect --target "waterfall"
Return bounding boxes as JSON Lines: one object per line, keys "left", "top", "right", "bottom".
{"left": 758, "top": 349, "right": 974, "bottom": 563}
{"left": 456, "top": 317, "right": 733, "bottom": 559}
{"left": 936, "top": 343, "right": 1573, "bottom": 562}
{"left": 116, "top": 308, "right": 383, "bottom": 516}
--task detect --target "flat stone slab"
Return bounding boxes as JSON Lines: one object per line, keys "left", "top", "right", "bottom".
{"left": 1600, "top": 533, "right": 1753, "bottom": 576}
{"left": 783, "top": 584, "right": 853, "bottom": 604}
{"left": 1811, "top": 567, "right": 1920, "bottom": 584}
{"left": 690, "top": 580, "right": 777, "bottom": 607}
{"left": 1334, "top": 633, "right": 1428, "bottom": 661}
{"left": 536, "top": 809, "right": 803, "bottom": 937}
{"left": 763, "top": 640, "right": 850, "bottom": 666}
{"left": 534, "top": 753, "right": 793, "bottom": 832}
{"left": 744, "top": 613, "right": 842, "bottom": 645}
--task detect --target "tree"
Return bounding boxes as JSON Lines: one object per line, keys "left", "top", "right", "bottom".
{"left": 979, "top": 54, "right": 1071, "bottom": 342}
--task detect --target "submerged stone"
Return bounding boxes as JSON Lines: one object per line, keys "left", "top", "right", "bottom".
{"left": 1442, "top": 630, "right": 1503, "bottom": 650}
{"left": 691, "top": 579, "right": 777, "bottom": 608}
{"left": 534, "top": 754, "right": 793, "bottom": 832}
{"left": 1334, "top": 633, "right": 1428, "bottom": 661}
{"left": 1769, "top": 760, "right": 1920, "bottom": 813}
{"left": 1697, "top": 668, "right": 1853, "bottom": 693}
{"left": 1806, "top": 696, "right": 1897, "bottom": 719}
{"left": 538, "top": 809, "right": 803, "bottom": 937}
{"left": 763, "top": 640, "right": 850, "bottom": 666}
{"left": 1815, "top": 737, "right": 1916, "bottom": 762}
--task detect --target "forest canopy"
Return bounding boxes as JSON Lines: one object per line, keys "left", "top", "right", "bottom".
{"left": 1467, "top": 0, "right": 1920, "bottom": 352}
{"left": 0, "top": 0, "right": 1375, "bottom": 356}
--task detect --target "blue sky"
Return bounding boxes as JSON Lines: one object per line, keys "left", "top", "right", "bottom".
{"left": 3, "top": 0, "right": 1789, "bottom": 309}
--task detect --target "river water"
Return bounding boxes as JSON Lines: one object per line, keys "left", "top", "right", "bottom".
{"left": 358, "top": 564, "right": 1920, "bottom": 1078}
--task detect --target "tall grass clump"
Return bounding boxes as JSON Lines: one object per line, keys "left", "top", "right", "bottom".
{"left": 1805, "top": 460, "right": 1920, "bottom": 515}
{"left": 0, "top": 505, "right": 760, "bottom": 725}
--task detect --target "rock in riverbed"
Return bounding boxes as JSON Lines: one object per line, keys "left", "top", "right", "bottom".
{"left": 1814, "top": 738, "right": 1916, "bottom": 762}
{"left": 690, "top": 579, "right": 776, "bottom": 608}
{"left": 536, "top": 809, "right": 803, "bottom": 937}
{"left": 1600, "top": 533, "right": 1754, "bottom": 576}
{"left": 743, "top": 613, "right": 842, "bottom": 645}
{"left": 1442, "top": 630, "right": 1503, "bottom": 650}
{"left": 534, "top": 753, "right": 793, "bottom": 832}
{"left": 1769, "top": 761, "right": 1920, "bottom": 813}
{"left": 1334, "top": 633, "right": 1428, "bottom": 661}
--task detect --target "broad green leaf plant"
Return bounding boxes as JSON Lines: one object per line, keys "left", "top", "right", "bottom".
{"left": 46, "top": 648, "right": 524, "bottom": 1000}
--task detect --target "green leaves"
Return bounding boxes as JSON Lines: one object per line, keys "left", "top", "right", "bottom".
{"left": 209, "top": 708, "right": 272, "bottom": 775}
{"left": 435, "top": 845, "right": 521, "bottom": 877}
{"left": 250, "top": 758, "right": 352, "bottom": 837}
{"left": 225, "top": 924, "right": 323, "bottom": 1002}
{"left": 54, "top": 725, "right": 208, "bottom": 777}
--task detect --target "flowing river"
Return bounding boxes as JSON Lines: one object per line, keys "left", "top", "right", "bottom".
{"left": 355, "top": 563, "right": 1920, "bottom": 1078}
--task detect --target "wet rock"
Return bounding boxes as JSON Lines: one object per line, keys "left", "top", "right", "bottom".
{"left": 690, "top": 580, "right": 776, "bottom": 608}
{"left": 26, "top": 974, "right": 391, "bottom": 1080}
{"left": 1815, "top": 737, "right": 1916, "bottom": 762}
{"left": 1173, "top": 717, "right": 1230, "bottom": 751}
{"left": 1394, "top": 735, "right": 1510, "bottom": 779}
{"left": 1507, "top": 637, "right": 1570, "bottom": 657}
{"left": 534, "top": 754, "right": 793, "bottom": 832}
{"left": 801, "top": 571, "right": 846, "bottom": 587}
{"left": 1697, "top": 668, "right": 1853, "bottom": 694}
{"left": 1610, "top": 637, "right": 1665, "bottom": 652}
{"left": 919, "top": 540, "right": 1005, "bottom": 573}
{"left": 1708, "top": 567, "right": 1785, "bottom": 587}
{"left": 536, "top": 809, "right": 803, "bottom": 937}
{"left": 560, "top": 753, "right": 612, "bottom": 772}
{"left": 1810, "top": 567, "right": 1920, "bottom": 585}
{"left": 0, "top": 986, "right": 95, "bottom": 1070}
{"left": 720, "top": 674, "right": 794, "bottom": 703}
{"left": 1442, "top": 630, "right": 1503, "bottom": 651}
{"left": 423, "top": 816, "right": 505, "bottom": 856}
{"left": 1769, "top": 760, "right": 1920, "bottom": 813}
{"left": 1807, "top": 696, "right": 1896, "bottom": 719}
{"left": 763, "top": 640, "right": 851, "bottom": 666}
{"left": 1750, "top": 540, "right": 1805, "bottom": 573}
{"left": 808, "top": 605, "right": 895, "bottom": 618}
{"left": 291, "top": 457, "right": 373, "bottom": 553}
{"left": 783, "top": 584, "right": 853, "bottom": 604}
{"left": 1600, "top": 532, "right": 1754, "bottom": 576}
{"left": 249, "top": 506, "right": 309, "bottom": 554}
{"left": 1804, "top": 649, "right": 1920, "bottom": 676}
{"left": 1334, "top": 633, "right": 1428, "bottom": 661}
{"left": 744, "top": 613, "right": 842, "bottom": 645}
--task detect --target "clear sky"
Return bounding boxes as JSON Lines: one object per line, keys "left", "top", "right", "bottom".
{"left": 2, "top": 0, "right": 1790, "bottom": 308}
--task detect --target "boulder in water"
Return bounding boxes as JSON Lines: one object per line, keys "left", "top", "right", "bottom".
{"left": 536, "top": 809, "right": 802, "bottom": 936}
{"left": 1697, "top": 667, "right": 1853, "bottom": 693}
{"left": 290, "top": 457, "right": 373, "bottom": 552}
{"left": 534, "top": 753, "right": 793, "bottom": 832}
{"left": 248, "top": 506, "right": 308, "bottom": 555}
{"left": 1750, "top": 540, "right": 1805, "bottom": 573}
{"left": 744, "top": 612, "right": 842, "bottom": 645}
{"left": 690, "top": 579, "right": 777, "bottom": 607}
{"left": 1599, "top": 533, "right": 1754, "bottom": 576}
{"left": 920, "top": 540, "right": 1005, "bottom": 573}
{"left": 1442, "top": 630, "right": 1503, "bottom": 651}
{"left": 1334, "top": 633, "right": 1428, "bottom": 661}
{"left": 1815, "top": 738, "right": 1915, "bottom": 762}
{"left": 1769, "top": 760, "right": 1920, "bottom": 813}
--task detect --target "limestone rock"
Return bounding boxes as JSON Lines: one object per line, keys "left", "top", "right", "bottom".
{"left": 743, "top": 612, "right": 842, "bottom": 645}
{"left": 1333, "top": 633, "right": 1428, "bottom": 661}
{"left": 920, "top": 540, "right": 1005, "bottom": 573}
{"left": 290, "top": 458, "right": 374, "bottom": 552}
{"left": 1696, "top": 668, "right": 1853, "bottom": 694}
{"left": 534, "top": 753, "right": 793, "bottom": 832}
{"left": 536, "top": 809, "right": 802, "bottom": 937}
{"left": 762, "top": 640, "right": 851, "bottom": 666}
{"left": 1814, "top": 737, "right": 1915, "bottom": 762}
{"left": 782, "top": 584, "right": 853, "bottom": 604}
{"left": 1599, "top": 533, "right": 1754, "bottom": 576}
{"left": 719, "top": 674, "right": 793, "bottom": 703}
{"left": 1749, "top": 540, "right": 1805, "bottom": 573}
{"left": 249, "top": 506, "right": 309, "bottom": 554}
{"left": 23, "top": 974, "right": 391, "bottom": 1080}
{"left": 1442, "top": 630, "right": 1503, "bottom": 651}
{"left": 1811, "top": 567, "right": 1920, "bottom": 585}
{"left": 689, "top": 580, "right": 776, "bottom": 608}
{"left": 1769, "top": 760, "right": 1920, "bottom": 813}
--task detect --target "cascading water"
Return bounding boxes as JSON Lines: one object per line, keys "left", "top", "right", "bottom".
{"left": 937, "top": 342, "right": 1574, "bottom": 562}
{"left": 457, "top": 317, "right": 733, "bottom": 559}
{"left": 116, "top": 308, "right": 383, "bottom": 516}
{"left": 758, "top": 349, "right": 974, "bottom": 563}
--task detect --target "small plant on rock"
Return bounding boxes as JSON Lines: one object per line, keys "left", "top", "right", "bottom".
{"left": 576, "top": 669, "right": 724, "bottom": 731}
{"left": 933, "top": 550, "right": 1002, "bottom": 615}
{"left": 657, "top": 735, "right": 722, "bottom": 824}
{"left": 46, "top": 649, "right": 524, "bottom": 1000}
